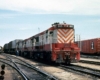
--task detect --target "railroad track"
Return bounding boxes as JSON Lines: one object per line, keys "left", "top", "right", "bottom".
{"left": 60, "top": 64, "right": 100, "bottom": 78}
{"left": 1, "top": 54, "right": 58, "bottom": 80}
{"left": 79, "top": 60, "right": 100, "bottom": 65}
{"left": 2, "top": 53, "right": 100, "bottom": 80}
{"left": 0, "top": 59, "right": 26, "bottom": 80}
{"left": 81, "top": 55, "right": 100, "bottom": 59}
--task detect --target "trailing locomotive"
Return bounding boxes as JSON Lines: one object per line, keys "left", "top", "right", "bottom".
{"left": 4, "top": 22, "right": 80, "bottom": 64}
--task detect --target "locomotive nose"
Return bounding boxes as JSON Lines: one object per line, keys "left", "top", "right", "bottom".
{"left": 65, "top": 52, "right": 70, "bottom": 55}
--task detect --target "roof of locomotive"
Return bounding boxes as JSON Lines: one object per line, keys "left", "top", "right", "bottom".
{"left": 32, "top": 22, "right": 74, "bottom": 35}
{"left": 24, "top": 22, "right": 74, "bottom": 41}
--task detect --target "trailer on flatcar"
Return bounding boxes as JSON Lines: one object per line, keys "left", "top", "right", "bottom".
{"left": 3, "top": 39, "right": 23, "bottom": 54}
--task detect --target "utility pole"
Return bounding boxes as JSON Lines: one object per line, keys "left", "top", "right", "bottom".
{"left": 79, "top": 35, "right": 81, "bottom": 51}
{"left": 76, "top": 34, "right": 81, "bottom": 49}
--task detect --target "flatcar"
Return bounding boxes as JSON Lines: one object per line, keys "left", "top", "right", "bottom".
{"left": 4, "top": 22, "right": 80, "bottom": 64}
{"left": 77, "top": 38, "right": 100, "bottom": 55}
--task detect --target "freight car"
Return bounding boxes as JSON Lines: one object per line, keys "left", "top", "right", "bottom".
{"left": 77, "top": 38, "right": 100, "bottom": 55}
{"left": 3, "top": 39, "right": 23, "bottom": 54}
{"left": 0, "top": 46, "right": 3, "bottom": 53}
{"left": 4, "top": 22, "right": 80, "bottom": 64}
{"left": 3, "top": 43, "right": 8, "bottom": 53}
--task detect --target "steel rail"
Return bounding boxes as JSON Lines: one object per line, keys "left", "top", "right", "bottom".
{"left": 0, "top": 59, "right": 28, "bottom": 80}
{"left": 3, "top": 54, "right": 58, "bottom": 80}
{"left": 80, "top": 60, "right": 100, "bottom": 65}
{"left": 5, "top": 56, "right": 29, "bottom": 80}
{"left": 60, "top": 64, "right": 100, "bottom": 78}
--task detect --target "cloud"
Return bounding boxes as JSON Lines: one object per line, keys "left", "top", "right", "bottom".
{"left": 0, "top": 0, "right": 100, "bottom": 15}
{"left": 0, "top": 24, "right": 34, "bottom": 30}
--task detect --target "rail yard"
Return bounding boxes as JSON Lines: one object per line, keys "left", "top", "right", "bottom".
{"left": 0, "top": 0, "right": 100, "bottom": 79}
{"left": 1, "top": 22, "right": 100, "bottom": 80}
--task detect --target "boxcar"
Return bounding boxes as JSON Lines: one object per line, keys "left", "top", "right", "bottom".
{"left": 79, "top": 38, "right": 100, "bottom": 55}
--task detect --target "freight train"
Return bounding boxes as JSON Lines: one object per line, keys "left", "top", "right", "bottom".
{"left": 76, "top": 38, "right": 100, "bottom": 55}
{"left": 3, "top": 22, "right": 80, "bottom": 64}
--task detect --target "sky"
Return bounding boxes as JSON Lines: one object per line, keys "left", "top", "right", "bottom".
{"left": 0, "top": 0, "right": 100, "bottom": 47}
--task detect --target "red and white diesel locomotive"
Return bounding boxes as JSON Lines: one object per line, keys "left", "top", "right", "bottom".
{"left": 4, "top": 22, "right": 80, "bottom": 64}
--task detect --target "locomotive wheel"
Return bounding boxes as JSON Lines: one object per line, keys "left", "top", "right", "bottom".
{"left": 24, "top": 52, "right": 27, "bottom": 57}
{"left": 47, "top": 52, "right": 51, "bottom": 62}
{"left": 34, "top": 56, "right": 38, "bottom": 60}
{"left": 34, "top": 52, "right": 38, "bottom": 60}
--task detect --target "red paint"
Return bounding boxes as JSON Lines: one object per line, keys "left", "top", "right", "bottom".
{"left": 80, "top": 38, "right": 100, "bottom": 54}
